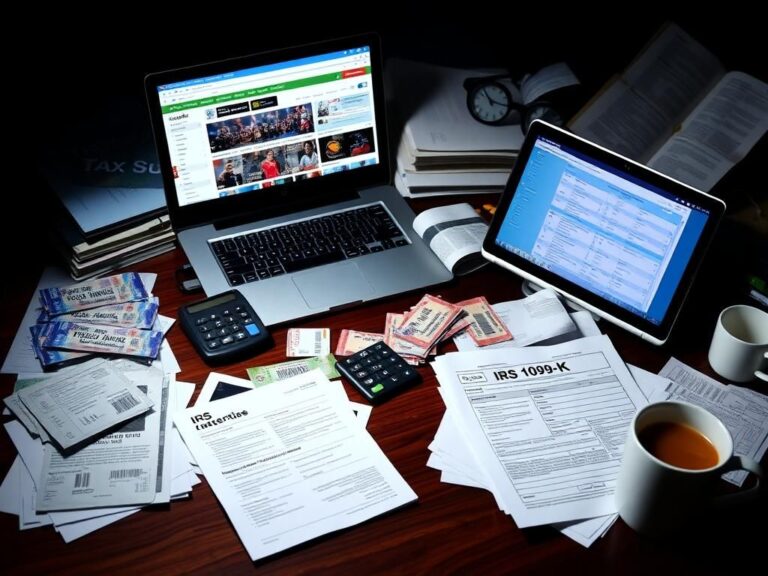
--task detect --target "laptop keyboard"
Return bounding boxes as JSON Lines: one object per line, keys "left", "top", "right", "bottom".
{"left": 210, "top": 203, "right": 411, "bottom": 286}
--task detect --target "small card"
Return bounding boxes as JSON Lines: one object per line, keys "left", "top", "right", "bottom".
{"left": 457, "top": 296, "right": 513, "bottom": 346}
{"left": 286, "top": 328, "right": 330, "bottom": 357}
{"left": 335, "top": 330, "right": 384, "bottom": 356}
{"left": 246, "top": 354, "right": 341, "bottom": 386}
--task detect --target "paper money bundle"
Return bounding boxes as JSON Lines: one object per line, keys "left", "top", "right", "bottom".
{"left": 335, "top": 294, "right": 513, "bottom": 365}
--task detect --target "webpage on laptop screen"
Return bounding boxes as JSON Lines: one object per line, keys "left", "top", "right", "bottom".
{"left": 156, "top": 46, "right": 379, "bottom": 207}
{"left": 494, "top": 136, "right": 710, "bottom": 326}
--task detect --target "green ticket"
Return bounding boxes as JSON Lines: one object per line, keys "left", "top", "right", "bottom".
{"left": 246, "top": 353, "right": 341, "bottom": 386}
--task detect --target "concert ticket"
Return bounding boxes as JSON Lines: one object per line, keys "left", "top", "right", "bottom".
{"left": 39, "top": 322, "right": 163, "bottom": 359}
{"left": 39, "top": 273, "right": 148, "bottom": 316}
{"left": 38, "top": 298, "right": 159, "bottom": 329}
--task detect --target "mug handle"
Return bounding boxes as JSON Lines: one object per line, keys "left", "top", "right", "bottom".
{"left": 714, "top": 455, "right": 764, "bottom": 508}
{"left": 755, "top": 351, "right": 768, "bottom": 382}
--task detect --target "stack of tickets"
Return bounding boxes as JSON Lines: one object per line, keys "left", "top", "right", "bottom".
{"left": 335, "top": 294, "right": 513, "bottom": 363}
{"left": 29, "top": 273, "right": 164, "bottom": 370}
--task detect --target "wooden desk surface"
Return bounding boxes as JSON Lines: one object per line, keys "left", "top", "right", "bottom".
{"left": 1, "top": 225, "right": 765, "bottom": 575}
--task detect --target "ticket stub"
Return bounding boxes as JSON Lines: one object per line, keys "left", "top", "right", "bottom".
{"left": 335, "top": 330, "right": 384, "bottom": 356}
{"left": 37, "top": 298, "right": 159, "bottom": 329}
{"left": 396, "top": 294, "right": 462, "bottom": 349}
{"left": 286, "top": 328, "right": 330, "bottom": 357}
{"left": 456, "top": 296, "right": 513, "bottom": 346}
{"left": 246, "top": 354, "right": 341, "bottom": 386}
{"left": 39, "top": 322, "right": 163, "bottom": 359}
{"left": 39, "top": 273, "right": 148, "bottom": 316}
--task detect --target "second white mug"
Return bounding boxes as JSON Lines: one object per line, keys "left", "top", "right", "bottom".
{"left": 708, "top": 304, "right": 768, "bottom": 382}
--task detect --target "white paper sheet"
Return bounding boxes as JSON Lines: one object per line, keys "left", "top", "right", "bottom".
{"left": 174, "top": 369, "right": 417, "bottom": 561}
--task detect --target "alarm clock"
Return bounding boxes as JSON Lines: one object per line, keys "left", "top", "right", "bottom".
{"left": 465, "top": 79, "right": 522, "bottom": 125}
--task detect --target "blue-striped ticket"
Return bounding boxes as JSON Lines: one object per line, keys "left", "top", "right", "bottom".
{"left": 30, "top": 324, "right": 91, "bottom": 370}
{"left": 39, "top": 273, "right": 148, "bottom": 316}
{"left": 39, "top": 322, "right": 163, "bottom": 359}
{"left": 37, "top": 297, "right": 159, "bottom": 329}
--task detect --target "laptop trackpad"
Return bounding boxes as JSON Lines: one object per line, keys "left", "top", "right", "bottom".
{"left": 293, "top": 262, "right": 374, "bottom": 309}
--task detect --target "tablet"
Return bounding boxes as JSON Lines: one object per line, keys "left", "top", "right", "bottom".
{"left": 482, "top": 121, "right": 726, "bottom": 345}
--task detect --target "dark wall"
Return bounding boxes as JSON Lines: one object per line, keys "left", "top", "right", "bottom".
{"left": 11, "top": 12, "right": 766, "bottom": 272}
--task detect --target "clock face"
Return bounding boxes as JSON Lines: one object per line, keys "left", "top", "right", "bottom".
{"left": 469, "top": 82, "right": 511, "bottom": 124}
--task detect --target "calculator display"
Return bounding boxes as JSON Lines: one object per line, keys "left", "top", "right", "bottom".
{"left": 187, "top": 292, "right": 237, "bottom": 313}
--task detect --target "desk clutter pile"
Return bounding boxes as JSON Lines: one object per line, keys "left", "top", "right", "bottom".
{"left": 2, "top": 271, "right": 767, "bottom": 557}
{"left": 0, "top": 271, "right": 198, "bottom": 541}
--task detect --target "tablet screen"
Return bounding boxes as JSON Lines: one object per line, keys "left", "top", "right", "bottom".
{"left": 482, "top": 121, "right": 726, "bottom": 345}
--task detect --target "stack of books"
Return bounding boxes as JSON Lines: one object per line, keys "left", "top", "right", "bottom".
{"left": 387, "top": 60, "right": 521, "bottom": 197}
{"left": 41, "top": 96, "right": 175, "bottom": 280}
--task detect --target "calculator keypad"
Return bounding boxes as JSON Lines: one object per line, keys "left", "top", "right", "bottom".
{"left": 195, "top": 305, "right": 257, "bottom": 351}
{"left": 336, "top": 342, "right": 421, "bottom": 403}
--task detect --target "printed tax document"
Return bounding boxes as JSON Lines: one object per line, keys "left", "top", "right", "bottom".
{"left": 432, "top": 335, "right": 647, "bottom": 528}
{"left": 174, "top": 369, "right": 416, "bottom": 562}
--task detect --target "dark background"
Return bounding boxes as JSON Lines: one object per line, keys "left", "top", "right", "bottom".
{"left": 11, "top": 12, "right": 766, "bottom": 280}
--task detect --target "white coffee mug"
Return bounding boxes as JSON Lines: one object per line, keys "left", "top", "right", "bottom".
{"left": 615, "top": 401, "right": 762, "bottom": 536}
{"left": 708, "top": 304, "right": 768, "bottom": 382}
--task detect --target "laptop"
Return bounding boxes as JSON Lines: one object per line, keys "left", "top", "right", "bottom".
{"left": 145, "top": 33, "right": 452, "bottom": 326}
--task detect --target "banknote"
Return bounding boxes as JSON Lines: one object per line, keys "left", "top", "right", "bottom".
{"left": 39, "top": 273, "right": 148, "bottom": 316}
{"left": 335, "top": 330, "right": 384, "bottom": 356}
{"left": 396, "top": 294, "right": 462, "bottom": 349}
{"left": 247, "top": 354, "right": 341, "bottom": 386}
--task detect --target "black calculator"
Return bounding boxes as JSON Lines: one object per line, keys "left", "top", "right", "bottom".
{"left": 179, "top": 289, "right": 272, "bottom": 363}
{"left": 335, "top": 342, "right": 421, "bottom": 403}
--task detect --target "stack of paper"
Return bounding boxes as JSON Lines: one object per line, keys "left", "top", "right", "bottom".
{"left": 429, "top": 335, "right": 648, "bottom": 546}
{"left": 52, "top": 215, "right": 175, "bottom": 281}
{"left": 387, "top": 59, "right": 521, "bottom": 197}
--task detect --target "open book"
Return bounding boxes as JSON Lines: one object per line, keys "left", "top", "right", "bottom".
{"left": 412, "top": 203, "right": 489, "bottom": 276}
{"left": 570, "top": 22, "right": 768, "bottom": 192}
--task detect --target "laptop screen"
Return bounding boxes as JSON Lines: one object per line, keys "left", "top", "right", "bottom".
{"left": 146, "top": 34, "right": 389, "bottom": 230}
{"left": 483, "top": 121, "right": 726, "bottom": 345}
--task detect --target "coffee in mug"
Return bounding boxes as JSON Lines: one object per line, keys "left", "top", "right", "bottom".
{"left": 637, "top": 421, "right": 719, "bottom": 470}
{"left": 615, "top": 401, "right": 763, "bottom": 536}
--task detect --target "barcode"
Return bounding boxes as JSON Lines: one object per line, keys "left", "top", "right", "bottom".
{"left": 110, "top": 392, "right": 139, "bottom": 414}
{"left": 276, "top": 365, "right": 309, "bottom": 380}
{"left": 314, "top": 331, "right": 322, "bottom": 352}
{"left": 109, "top": 469, "right": 143, "bottom": 480}
{"left": 473, "top": 312, "right": 495, "bottom": 336}
{"left": 74, "top": 472, "right": 90, "bottom": 488}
